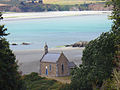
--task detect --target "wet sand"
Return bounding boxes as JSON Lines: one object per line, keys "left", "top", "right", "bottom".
{"left": 3, "top": 11, "right": 111, "bottom": 21}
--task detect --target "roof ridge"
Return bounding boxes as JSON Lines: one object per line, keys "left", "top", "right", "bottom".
{"left": 47, "top": 52, "right": 61, "bottom": 54}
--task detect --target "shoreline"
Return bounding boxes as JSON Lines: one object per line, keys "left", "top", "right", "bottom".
{"left": 3, "top": 11, "right": 111, "bottom": 21}
{"left": 13, "top": 46, "right": 85, "bottom": 52}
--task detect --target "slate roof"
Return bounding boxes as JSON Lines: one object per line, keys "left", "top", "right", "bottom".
{"left": 41, "top": 53, "right": 61, "bottom": 63}
{"left": 68, "top": 62, "right": 76, "bottom": 68}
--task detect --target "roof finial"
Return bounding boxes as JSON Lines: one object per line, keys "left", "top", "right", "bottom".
{"left": 44, "top": 42, "right": 48, "bottom": 55}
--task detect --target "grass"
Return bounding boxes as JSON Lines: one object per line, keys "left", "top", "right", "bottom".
{"left": 44, "top": 76, "right": 71, "bottom": 84}
{"left": 0, "top": 0, "right": 106, "bottom": 6}
{"left": 43, "top": 0, "right": 105, "bottom": 5}
{"left": 23, "top": 72, "right": 69, "bottom": 90}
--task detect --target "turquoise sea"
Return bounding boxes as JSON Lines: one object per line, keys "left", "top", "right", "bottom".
{"left": 2, "top": 14, "right": 112, "bottom": 50}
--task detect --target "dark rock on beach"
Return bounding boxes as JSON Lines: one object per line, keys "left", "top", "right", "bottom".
{"left": 65, "top": 45, "right": 72, "bottom": 47}
{"left": 65, "top": 41, "right": 88, "bottom": 47}
{"left": 21, "top": 42, "right": 30, "bottom": 45}
{"left": 73, "top": 41, "right": 88, "bottom": 47}
{"left": 11, "top": 43, "right": 18, "bottom": 45}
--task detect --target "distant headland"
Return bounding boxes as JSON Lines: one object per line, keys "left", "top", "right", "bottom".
{"left": 0, "top": 0, "right": 112, "bottom": 12}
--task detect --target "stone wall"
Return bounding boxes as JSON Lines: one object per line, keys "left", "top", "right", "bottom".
{"left": 40, "top": 62, "right": 57, "bottom": 77}
{"left": 57, "top": 53, "right": 70, "bottom": 76}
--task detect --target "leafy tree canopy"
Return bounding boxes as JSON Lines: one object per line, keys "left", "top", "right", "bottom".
{"left": 0, "top": 13, "right": 26, "bottom": 90}
{"left": 71, "top": 0, "right": 120, "bottom": 89}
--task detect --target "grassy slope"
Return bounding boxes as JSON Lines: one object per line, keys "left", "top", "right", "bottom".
{"left": 23, "top": 72, "right": 69, "bottom": 90}
{"left": 43, "top": 0, "right": 105, "bottom": 5}
{"left": 44, "top": 76, "right": 71, "bottom": 84}
{"left": 0, "top": 0, "right": 105, "bottom": 5}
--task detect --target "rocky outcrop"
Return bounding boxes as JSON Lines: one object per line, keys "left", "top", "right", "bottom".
{"left": 65, "top": 41, "right": 88, "bottom": 47}
{"left": 21, "top": 42, "right": 30, "bottom": 45}
{"left": 11, "top": 42, "right": 31, "bottom": 45}
{"left": 11, "top": 43, "right": 18, "bottom": 45}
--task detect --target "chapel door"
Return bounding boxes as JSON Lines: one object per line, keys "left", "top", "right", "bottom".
{"left": 46, "top": 66, "right": 48, "bottom": 75}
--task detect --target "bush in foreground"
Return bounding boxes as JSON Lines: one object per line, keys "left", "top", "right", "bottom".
{"left": 23, "top": 72, "right": 64, "bottom": 90}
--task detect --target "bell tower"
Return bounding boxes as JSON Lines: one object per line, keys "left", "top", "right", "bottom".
{"left": 44, "top": 43, "right": 48, "bottom": 55}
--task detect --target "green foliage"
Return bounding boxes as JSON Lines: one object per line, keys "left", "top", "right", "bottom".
{"left": 58, "top": 84, "right": 72, "bottom": 90}
{"left": 0, "top": 25, "right": 9, "bottom": 37}
{"left": 71, "top": 32, "right": 116, "bottom": 89}
{"left": 18, "top": 3, "right": 89, "bottom": 12}
{"left": 23, "top": 72, "right": 63, "bottom": 90}
{"left": 0, "top": 12, "right": 26, "bottom": 90}
{"left": 71, "top": 65, "right": 93, "bottom": 90}
{"left": 0, "top": 0, "right": 105, "bottom": 6}
{"left": 0, "top": 35, "right": 26, "bottom": 90}
{"left": 23, "top": 72, "right": 45, "bottom": 82}
{"left": 106, "top": 0, "right": 120, "bottom": 45}
{"left": 102, "top": 69, "right": 120, "bottom": 90}
{"left": 70, "top": 0, "right": 120, "bottom": 90}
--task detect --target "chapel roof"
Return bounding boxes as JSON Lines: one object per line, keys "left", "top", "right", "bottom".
{"left": 41, "top": 53, "right": 61, "bottom": 63}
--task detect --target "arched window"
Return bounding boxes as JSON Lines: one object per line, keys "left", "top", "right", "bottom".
{"left": 62, "top": 64, "right": 64, "bottom": 72}
{"left": 49, "top": 64, "right": 51, "bottom": 71}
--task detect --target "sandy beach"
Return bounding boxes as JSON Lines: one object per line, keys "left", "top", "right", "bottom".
{"left": 3, "top": 11, "right": 111, "bottom": 21}
{"left": 14, "top": 47, "right": 84, "bottom": 75}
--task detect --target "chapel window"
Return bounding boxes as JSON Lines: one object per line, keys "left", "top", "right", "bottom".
{"left": 62, "top": 64, "right": 64, "bottom": 72}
